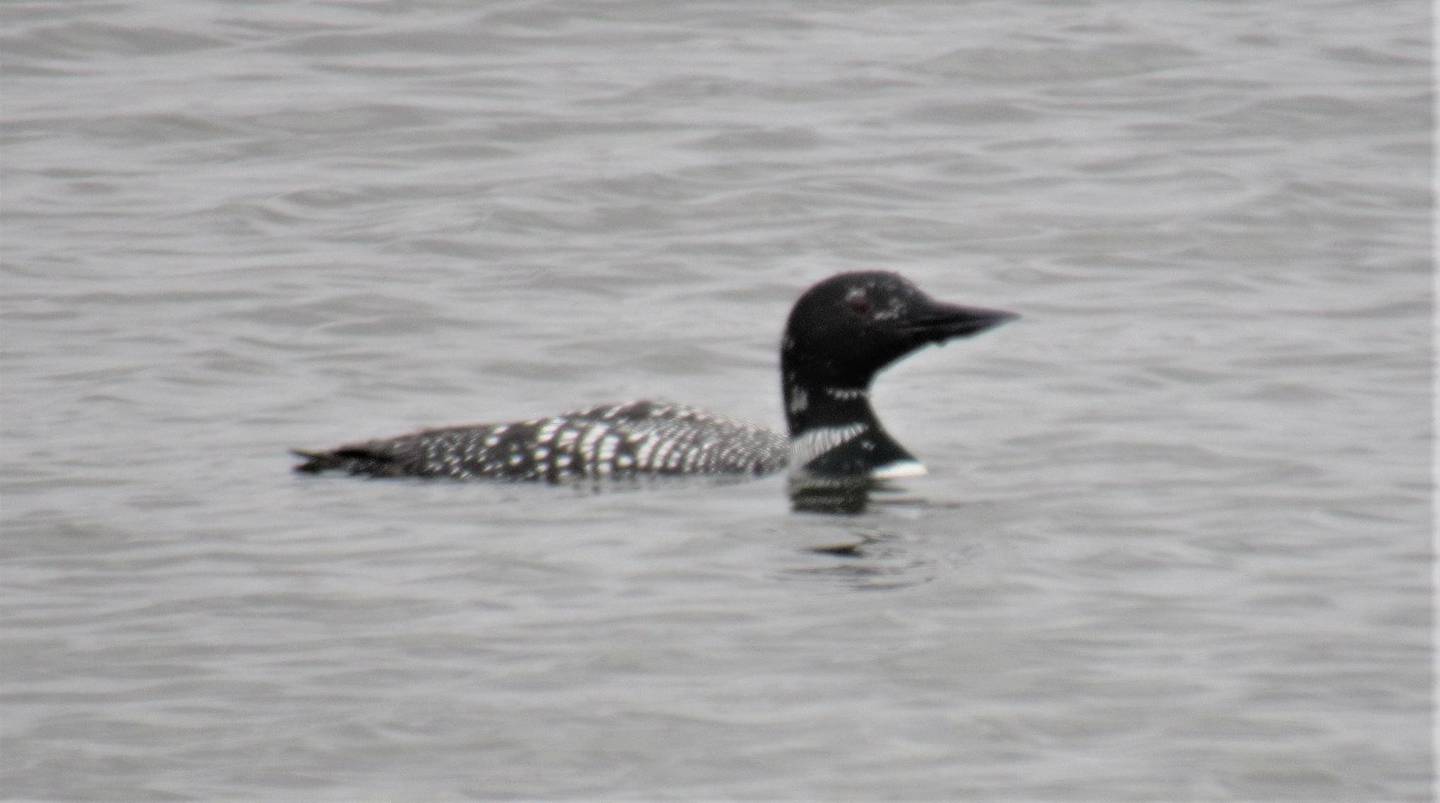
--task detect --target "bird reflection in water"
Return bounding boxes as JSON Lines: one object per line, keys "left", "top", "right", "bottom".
{"left": 787, "top": 473, "right": 880, "bottom": 515}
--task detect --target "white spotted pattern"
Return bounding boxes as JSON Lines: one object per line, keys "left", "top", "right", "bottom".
{"left": 318, "top": 400, "right": 790, "bottom": 482}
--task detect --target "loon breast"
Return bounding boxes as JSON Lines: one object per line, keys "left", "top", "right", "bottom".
{"left": 292, "top": 400, "right": 788, "bottom": 482}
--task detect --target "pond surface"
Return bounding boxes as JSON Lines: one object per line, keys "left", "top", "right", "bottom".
{"left": 2, "top": 1, "right": 1431, "bottom": 799}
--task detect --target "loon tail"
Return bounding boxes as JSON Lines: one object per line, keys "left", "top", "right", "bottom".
{"left": 291, "top": 448, "right": 398, "bottom": 476}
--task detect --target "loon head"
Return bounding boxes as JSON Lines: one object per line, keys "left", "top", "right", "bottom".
{"left": 780, "top": 271, "right": 1016, "bottom": 477}
{"left": 781, "top": 271, "right": 1017, "bottom": 401}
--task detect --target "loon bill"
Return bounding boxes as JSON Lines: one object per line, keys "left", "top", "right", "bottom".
{"left": 292, "top": 271, "right": 1017, "bottom": 482}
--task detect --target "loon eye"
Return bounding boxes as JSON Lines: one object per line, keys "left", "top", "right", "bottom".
{"left": 846, "top": 294, "right": 872, "bottom": 316}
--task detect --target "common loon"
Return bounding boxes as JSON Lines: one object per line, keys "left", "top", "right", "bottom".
{"left": 292, "top": 271, "right": 1016, "bottom": 482}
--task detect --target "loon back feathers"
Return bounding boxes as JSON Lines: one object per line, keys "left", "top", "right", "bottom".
{"left": 293, "top": 271, "right": 1016, "bottom": 483}
{"left": 292, "top": 401, "right": 788, "bottom": 481}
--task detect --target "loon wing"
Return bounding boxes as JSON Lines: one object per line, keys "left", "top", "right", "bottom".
{"left": 292, "top": 400, "right": 787, "bottom": 482}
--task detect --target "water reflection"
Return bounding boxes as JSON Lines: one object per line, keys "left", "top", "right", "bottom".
{"left": 787, "top": 473, "right": 947, "bottom": 515}
{"left": 789, "top": 477, "right": 864, "bottom": 515}
{"left": 787, "top": 474, "right": 882, "bottom": 514}
{"left": 786, "top": 532, "right": 939, "bottom": 591}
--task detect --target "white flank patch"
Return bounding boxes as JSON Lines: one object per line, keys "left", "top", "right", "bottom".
{"left": 870, "top": 459, "right": 928, "bottom": 479}
{"left": 789, "top": 423, "right": 867, "bottom": 469}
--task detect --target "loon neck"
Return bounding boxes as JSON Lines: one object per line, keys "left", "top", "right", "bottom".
{"left": 783, "top": 382, "right": 877, "bottom": 436}
{"left": 782, "top": 379, "right": 922, "bottom": 478}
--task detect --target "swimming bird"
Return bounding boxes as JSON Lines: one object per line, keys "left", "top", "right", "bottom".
{"left": 292, "top": 271, "right": 1016, "bottom": 482}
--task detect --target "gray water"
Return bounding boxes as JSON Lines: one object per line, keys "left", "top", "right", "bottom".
{"left": 1, "top": 1, "right": 1432, "bottom": 800}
